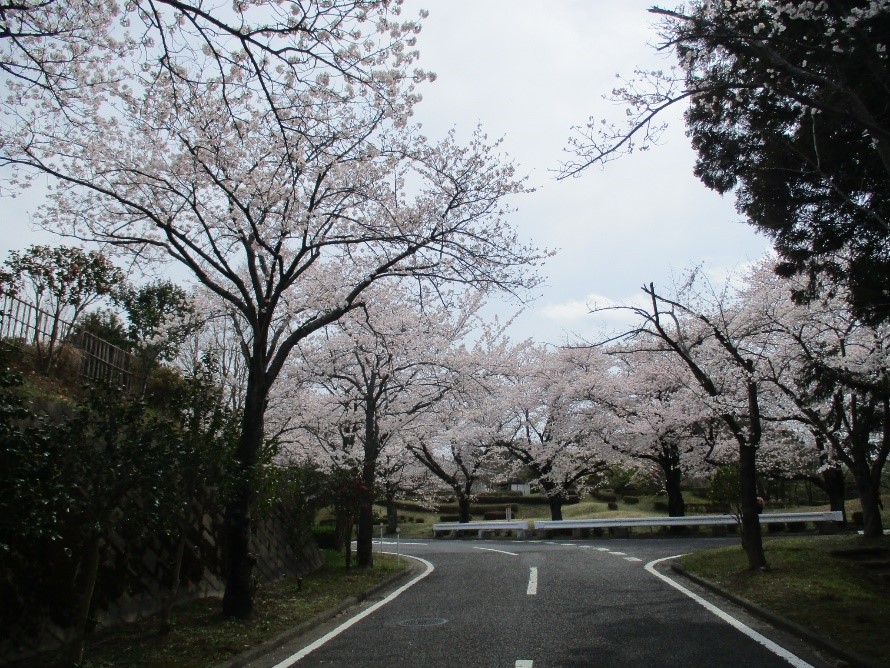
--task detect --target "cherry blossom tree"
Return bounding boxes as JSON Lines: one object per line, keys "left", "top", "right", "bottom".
{"left": 2, "top": 1, "right": 547, "bottom": 615}
{"left": 600, "top": 347, "right": 716, "bottom": 517}
{"left": 741, "top": 260, "right": 890, "bottom": 536}
{"left": 499, "top": 345, "right": 612, "bottom": 521}
{"left": 594, "top": 272, "right": 778, "bottom": 569}
{"left": 405, "top": 412, "right": 498, "bottom": 523}
{"left": 280, "top": 287, "right": 488, "bottom": 566}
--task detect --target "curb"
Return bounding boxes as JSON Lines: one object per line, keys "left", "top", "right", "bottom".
{"left": 216, "top": 558, "right": 422, "bottom": 668}
{"left": 669, "top": 563, "right": 881, "bottom": 668}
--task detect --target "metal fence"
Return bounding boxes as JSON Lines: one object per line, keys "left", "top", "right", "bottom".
{"left": 0, "top": 293, "right": 141, "bottom": 391}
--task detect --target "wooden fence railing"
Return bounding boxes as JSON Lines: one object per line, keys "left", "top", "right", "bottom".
{"left": 0, "top": 293, "right": 141, "bottom": 391}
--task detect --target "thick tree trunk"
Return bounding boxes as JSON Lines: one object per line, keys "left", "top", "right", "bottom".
{"left": 853, "top": 466, "right": 884, "bottom": 538}
{"left": 547, "top": 494, "right": 564, "bottom": 521}
{"left": 663, "top": 463, "right": 685, "bottom": 517}
{"left": 356, "top": 501, "right": 374, "bottom": 567}
{"left": 67, "top": 533, "right": 101, "bottom": 667}
{"left": 356, "top": 448, "right": 376, "bottom": 567}
{"left": 160, "top": 534, "right": 187, "bottom": 634}
{"left": 386, "top": 494, "right": 398, "bottom": 534}
{"left": 822, "top": 467, "right": 847, "bottom": 521}
{"left": 457, "top": 494, "right": 472, "bottom": 523}
{"left": 222, "top": 375, "right": 266, "bottom": 618}
{"left": 739, "top": 442, "right": 767, "bottom": 569}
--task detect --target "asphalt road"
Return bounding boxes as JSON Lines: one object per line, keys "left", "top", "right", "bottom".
{"left": 249, "top": 536, "right": 843, "bottom": 668}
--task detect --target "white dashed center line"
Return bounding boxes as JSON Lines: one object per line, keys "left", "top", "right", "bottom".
{"left": 527, "top": 567, "right": 538, "bottom": 595}
{"left": 473, "top": 547, "right": 519, "bottom": 556}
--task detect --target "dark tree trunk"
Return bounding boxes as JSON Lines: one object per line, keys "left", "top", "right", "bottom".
{"left": 661, "top": 456, "right": 685, "bottom": 517}
{"left": 160, "top": 534, "right": 187, "bottom": 634}
{"left": 457, "top": 494, "right": 472, "bottom": 523}
{"left": 344, "top": 515, "right": 354, "bottom": 569}
{"left": 547, "top": 494, "right": 564, "bottom": 521}
{"left": 222, "top": 373, "right": 266, "bottom": 618}
{"left": 386, "top": 494, "right": 398, "bottom": 534}
{"left": 356, "top": 391, "right": 380, "bottom": 568}
{"left": 853, "top": 465, "right": 884, "bottom": 538}
{"left": 823, "top": 467, "right": 847, "bottom": 521}
{"left": 68, "top": 533, "right": 101, "bottom": 667}
{"left": 739, "top": 442, "right": 767, "bottom": 569}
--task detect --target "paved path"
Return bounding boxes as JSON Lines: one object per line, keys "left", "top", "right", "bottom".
{"left": 248, "top": 537, "right": 841, "bottom": 668}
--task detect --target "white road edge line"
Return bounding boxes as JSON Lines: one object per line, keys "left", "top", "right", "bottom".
{"left": 527, "top": 567, "right": 538, "bottom": 596}
{"left": 644, "top": 555, "right": 813, "bottom": 668}
{"left": 271, "top": 552, "right": 435, "bottom": 667}
{"left": 516, "top": 660, "right": 534, "bottom": 667}
{"left": 473, "top": 547, "right": 519, "bottom": 556}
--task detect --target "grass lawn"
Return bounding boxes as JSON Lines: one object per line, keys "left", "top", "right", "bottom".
{"left": 17, "top": 550, "right": 409, "bottom": 668}
{"left": 680, "top": 534, "right": 890, "bottom": 667}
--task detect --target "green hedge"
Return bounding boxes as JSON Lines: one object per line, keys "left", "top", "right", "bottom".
{"left": 311, "top": 524, "right": 339, "bottom": 550}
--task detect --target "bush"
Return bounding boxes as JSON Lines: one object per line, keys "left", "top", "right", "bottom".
{"left": 592, "top": 491, "right": 617, "bottom": 503}
{"left": 653, "top": 500, "right": 669, "bottom": 512}
{"left": 767, "top": 522, "right": 786, "bottom": 533}
{"left": 483, "top": 510, "right": 514, "bottom": 520}
{"left": 311, "top": 524, "right": 338, "bottom": 550}
{"left": 787, "top": 521, "right": 806, "bottom": 533}
{"left": 438, "top": 515, "right": 461, "bottom": 523}
{"left": 607, "top": 501, "right": 618, "bottom": 511}
{"left": 436, "top": 503, "right": 518, "bottom": 514}
{"left": 622, "top": 496, "right": 639, "bottom": 504}
{"left": 851, "top": 511, "right": 864, "bottom": 527}
{"left": 415, "top": 518, "right": 424, "bottom": 523}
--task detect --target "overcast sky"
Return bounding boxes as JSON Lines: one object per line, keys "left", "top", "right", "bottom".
{"left": 403, "top": 0, "right": 771, "bottom": 344}
{"left": 0, "top": 1, "right": 771, "bottom": 346}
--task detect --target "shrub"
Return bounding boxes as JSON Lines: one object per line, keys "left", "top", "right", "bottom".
{"left": 311, "top": 524, "right": 338, "bottom": 550}
{"left": 415, "top": 518, "right": 424, "bottom": 523}
{"left": 592, "top": 491, "right": 617, "bottom": 503}
{"left": 787, "top": 521, "right": 806, "bottom": 533}
{"left": 438, "top": 515, "right": 460, "bottom": 522}
{"left": 653, "top": 500, "right": 669, "bottom": 512}
{"left": 767, "top": 522, "right": 786, "bottom": 533}
{"left": 622, "top": 496, "right": 639, "bottom": 504}
{"left": 607, "top": 501, "right": 618, "bottom": 511}
{"left": 851, "top": 511, "right": 864, "bottom": 527}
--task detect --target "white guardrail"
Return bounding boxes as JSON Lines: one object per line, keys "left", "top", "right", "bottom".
{"left": 432, "top": 520, "right": 529, "bottom": 537}
{"left": 432, "top": 512, "right": 843, "bottom": 538}
{"left": 534, "top": 511, "right": 844, "bottom": 530}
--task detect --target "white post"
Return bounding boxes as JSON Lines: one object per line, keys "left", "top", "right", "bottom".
{"left": 379, "top": 525, "right": 384, "bottom": 554}
{"left": 396, "top": 528, "right": 401, "bottom": 565}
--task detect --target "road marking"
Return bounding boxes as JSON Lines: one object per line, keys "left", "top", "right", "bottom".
{"left": 473, "top": 547, "right": 519, "bottom": 556}
{"left": 624, "top": 557, "right": 643, "bottom": 562}
{"left": 644, "top": 556, "right": 813, "bottom": 668}
{"left": 516, "top": 661, "right": 534, "bottom": 667}
{"left": 560, "top": 543, "right": 574, "bottom": 546}
{"left": 372, "top": 540, "right": 428, "bottom": 546}
{"left": 608, "top": 551, "right": 626, "bottom": 556}
{"left": 595, "top": 547, "right": 609, "bottom": 551}
{"left": 527, "top": 567, "right": 538, "bottom": 595}
{"left": 270, "top": 553, "right": 435, "bottom": 667}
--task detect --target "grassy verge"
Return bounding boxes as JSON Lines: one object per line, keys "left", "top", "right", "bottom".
{"left": 680, "top": 534, "right": 890, "bottom": 667}
{"left": 19, "top": 550, "right": 409, "bottom": 668}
